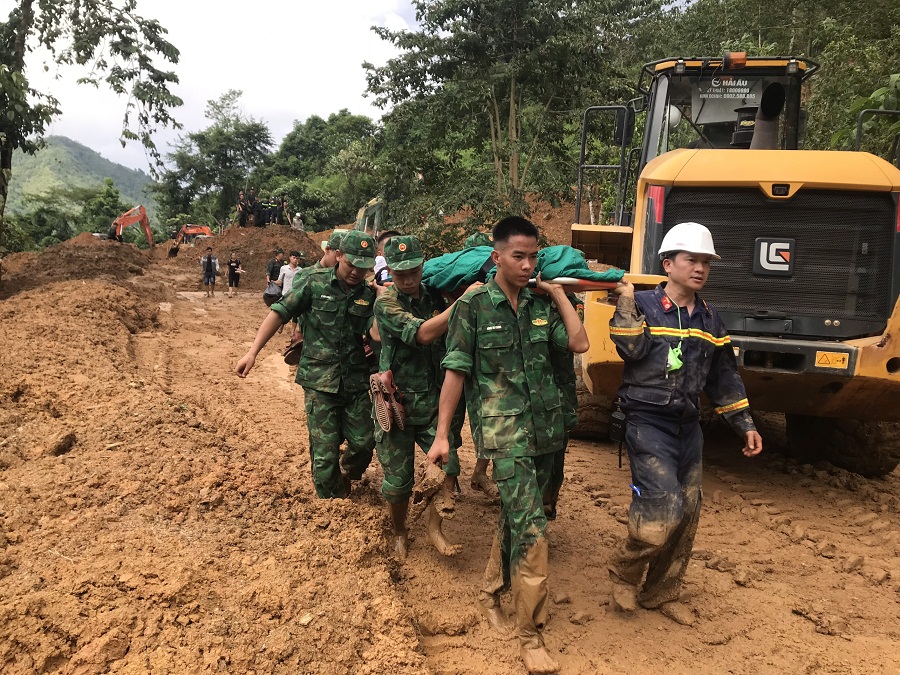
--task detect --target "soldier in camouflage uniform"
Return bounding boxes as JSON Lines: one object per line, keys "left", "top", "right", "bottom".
{"left": 462, "top": 229, "right": 500, "bottom": 500}
{"left": 428, "top": 217, "right": 589, "bottom": 675}
{"left": 236, "top": 230, "right": 378, "bottom": 499}
{"left": 373, "top": 236, "right": 474, "bottom": 560}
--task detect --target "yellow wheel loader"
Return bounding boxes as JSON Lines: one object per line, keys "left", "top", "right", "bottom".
{"left": 573, "top": 53, "right": 900, "bottom": 476}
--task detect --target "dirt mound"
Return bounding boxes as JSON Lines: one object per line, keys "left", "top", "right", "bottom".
{"left": 157, "top": 225, "right": 323, "bottom": 291}
{"left": 0, "top": 238, "right": 150, "bottom": 300}
{"left": 60, "top": 232, "right": 108, "bottom": 248}
{"left": 0, "top": 277, "right": 425, "bottom": 674}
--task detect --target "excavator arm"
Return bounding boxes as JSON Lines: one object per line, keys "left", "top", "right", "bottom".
{"left": 111, "top": 206, "right": 155, "bottom": 248}
{"left": 174, "top": 224, "right": 213, "bottom": 245}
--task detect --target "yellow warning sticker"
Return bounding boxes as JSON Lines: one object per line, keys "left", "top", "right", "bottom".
{"left": 815, "top": 351, "right": 849, "bottom": 369}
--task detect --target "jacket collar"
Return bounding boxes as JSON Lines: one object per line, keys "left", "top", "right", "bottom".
{"left": 655, "top": 282, "right": 711, "bottom": 316}
{"left": 487, "top": 277, "right": 532, "bottom": 309}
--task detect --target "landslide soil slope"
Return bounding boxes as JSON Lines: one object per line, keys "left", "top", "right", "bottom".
{"left": 1, "top": 226, "right": 899, "bottom": 674}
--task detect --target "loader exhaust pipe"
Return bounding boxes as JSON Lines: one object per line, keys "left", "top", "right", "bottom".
{"left": 749, "top": 82, "right": 786, "bottom": 150}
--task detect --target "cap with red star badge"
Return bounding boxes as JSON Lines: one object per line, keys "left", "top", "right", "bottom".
{"left": 384, "top": 235, "right": 424, "bottom": 271}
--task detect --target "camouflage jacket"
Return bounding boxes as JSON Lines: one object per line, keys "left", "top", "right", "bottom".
{"left": 374, "top": 284, "right": 446, "bottom": 425}
{"left": 271, "top": 266, "right": 374, "bottom": 393}
{"left": 442, "top": 279, "right": 569, "bottom": 459}
{"left": 609, "top": 283, "right": 755, "bottom": 434}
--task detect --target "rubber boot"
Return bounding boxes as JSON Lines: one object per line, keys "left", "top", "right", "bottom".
{"left": 478, "top": 534, "right": 514, "bottom": 637}
{"left": 388, "top": 501, "right": 409, "bottom": 561}
{"left": 511, "top": 537, "right": 559, "bottom": 674}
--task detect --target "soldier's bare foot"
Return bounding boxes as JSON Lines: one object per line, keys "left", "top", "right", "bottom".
{"left": 427, "top": 502, "right": 461, "bottom": 556}
{"left": 610, "top": 580, "right": 639, "bottom": 612}
{"left": 392, "top": 533, "right": 409, "bottom": 561}
{"left": 470, "top": 471, "right": 499, "bottom": 501}
{"left": 521, "top": 645, "right": 560, "bottom": 674}
{"left": 477, "top": 596, "right": 514, "bottom": 636}
{"left": 655, "top": 600, "right": 696, "bottom": 626}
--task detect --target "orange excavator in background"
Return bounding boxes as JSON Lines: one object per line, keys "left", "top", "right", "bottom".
{"left": 173, "top": 224, "right": 214, "bottom": 244}
{"left": 108, "top": 206, "right": 155, "bottom": 247}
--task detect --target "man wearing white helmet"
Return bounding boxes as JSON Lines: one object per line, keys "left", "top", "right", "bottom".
{"left": 607, "top": 221, "right": 763, "bottom": 626}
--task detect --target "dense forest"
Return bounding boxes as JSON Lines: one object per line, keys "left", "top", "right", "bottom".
{"left": 3, "top": 0, "right": 899, "bottom": 254}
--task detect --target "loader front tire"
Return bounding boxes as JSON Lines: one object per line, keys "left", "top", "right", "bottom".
{"left": 785, "top": 414, "right": 900, "bottom": 478}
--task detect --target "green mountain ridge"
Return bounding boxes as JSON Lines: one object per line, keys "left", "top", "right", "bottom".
{"left": 7, "top": 136, "right": 156, "bottom": 220}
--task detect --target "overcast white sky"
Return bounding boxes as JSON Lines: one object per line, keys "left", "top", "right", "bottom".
{"left": 8, "top": 0, "right": 416, "bottom": 172}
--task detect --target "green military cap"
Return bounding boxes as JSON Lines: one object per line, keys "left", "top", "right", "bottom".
{"left": 339, "top": 230, "right": 377, "bottom": 268}
{"left": 326, "top": 230, "right": 347, "bottom": 250}
{"left": 384, "top": 235, "right": 424, "bottom": 271}
{"left": 464, "top": 231, "right": 494, "bottom": 248}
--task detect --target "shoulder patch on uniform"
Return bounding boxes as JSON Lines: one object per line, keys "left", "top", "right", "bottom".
{"left": 532, "top": 318, "right": 548, "bottom": 326}
{"left": 661, "top": 296, "right": 673, "bottom": 311}
{"left": 485, "top": 324, "right": 503, "bottom": 331}
{"left": 354, "top": 298, "right": 370, "bottom": 306}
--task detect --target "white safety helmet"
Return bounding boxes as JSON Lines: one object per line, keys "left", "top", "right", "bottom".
{"left": 658, "top": 222, "right": 720, "bottom": 260}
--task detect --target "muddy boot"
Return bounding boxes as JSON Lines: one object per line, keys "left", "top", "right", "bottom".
{"left": 427, "top": 500, "right": 461, "bottom": 557}
{"left": 478, "top": 534, "right": 514, "bottom": 637}
{"left": 512, "top": 538, "right": 559, "bottom": 675}
{"left": 654, "top": 600, "right": 696, "bottom": 626}
{"left": 610, "top": 578, "right": 639, "bottom": 613}
{"left": 389, "top": 501, "right": 410, "bottom": 561}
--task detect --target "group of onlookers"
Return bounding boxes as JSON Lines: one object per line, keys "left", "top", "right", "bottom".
{"left": 237, "top": 187, "right": 300, "bottom": 228}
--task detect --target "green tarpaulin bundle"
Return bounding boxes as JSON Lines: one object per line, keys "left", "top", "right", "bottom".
{"left": 421, "top": 244, "right": 623, "bottom": 292}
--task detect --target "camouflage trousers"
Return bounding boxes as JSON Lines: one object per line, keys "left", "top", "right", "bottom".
{"left": 543, "top": 432, "right": 569, "bottom": 519}
{"left": 608, "top": 411, "right": 703, "bottom": 608}
{"left": 375, "top": 400, "right": 465, "bottom": 504}
{"left": 303, "top": 386, "right": 375, "bottom": 499}
{"left": 481, "top": 453, "right": 555, "bottom": 591}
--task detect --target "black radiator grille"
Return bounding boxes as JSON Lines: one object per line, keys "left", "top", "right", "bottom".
{"left": 661, "top": 188, "right": 895, "bottom": 335}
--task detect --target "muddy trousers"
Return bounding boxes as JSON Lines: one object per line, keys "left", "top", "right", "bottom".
{"left": 543, "top": 433, "right": 568, "bottom": 519}
{"left": 375, "top": 411, "right": 461, "bottom": 505}
{"left": 303, "top": 386, "right": 375, "bottom": 499}
{"left": 481, "top": 454, "right": 554, "bottom": 648}
{"left": 608, "top": 412, "right": 703, "bottom": 608}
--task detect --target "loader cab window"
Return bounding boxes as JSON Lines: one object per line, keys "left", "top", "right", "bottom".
{"left": 645, "top": 73, "right": 802, "bottom": 162}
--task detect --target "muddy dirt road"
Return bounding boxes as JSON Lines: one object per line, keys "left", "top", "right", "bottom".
{"left": 1, "top": 240, "right": 899, "bottom": 674}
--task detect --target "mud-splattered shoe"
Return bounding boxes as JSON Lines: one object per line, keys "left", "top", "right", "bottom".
{"left": 610, "top": 580, "right": 639, "bottom": 613}
{"left": 372, "top": 370, "right": 406, "bottom": 431}
{"left": 655, "top": 600, "right": 696, "bottom": 626}
{"left": 370, "top": 373, "right": 392, "bottom": 433}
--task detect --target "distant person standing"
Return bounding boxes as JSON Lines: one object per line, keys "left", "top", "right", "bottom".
{"left": 199, "top": 246, "right": 219, "bottom": 298}
{"left": 265, "top": 248, "right": 286, "bottom": 308}
{"left": 266, "top": 249, "right": 285, "bottom": 286}
{"left": 279, "top": 251, "right": 304, "bottom": 335}
{"left": 246, "top": 188, "right": 258, "bottom": 227}
{"left": 226, "top": 252, "right": 243, "bottom": 298}
{"left": 292, "top": 212, "right": 305, "bottom": 231}
{"left": 278, "top": 251, "right": 304, "bottom": 294}
{"left": 237, "top": 190, "right": 248, "bottom": 227}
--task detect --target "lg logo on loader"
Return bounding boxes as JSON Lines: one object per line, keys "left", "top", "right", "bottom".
{"left": 754, "top": 238, "right": 795, "bottom": 276}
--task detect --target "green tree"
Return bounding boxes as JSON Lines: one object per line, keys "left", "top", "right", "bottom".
{"left": 0, "top": 0, "right": 181, "bottom": 271}
{"left": 79, "top": 178, "right": 132, "bottom": 234}
{"left": 365, "top": 0, "right": 656, "bottom": 216}
{"left": 153, "top": 90, "right": 273, "bottom": 227}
